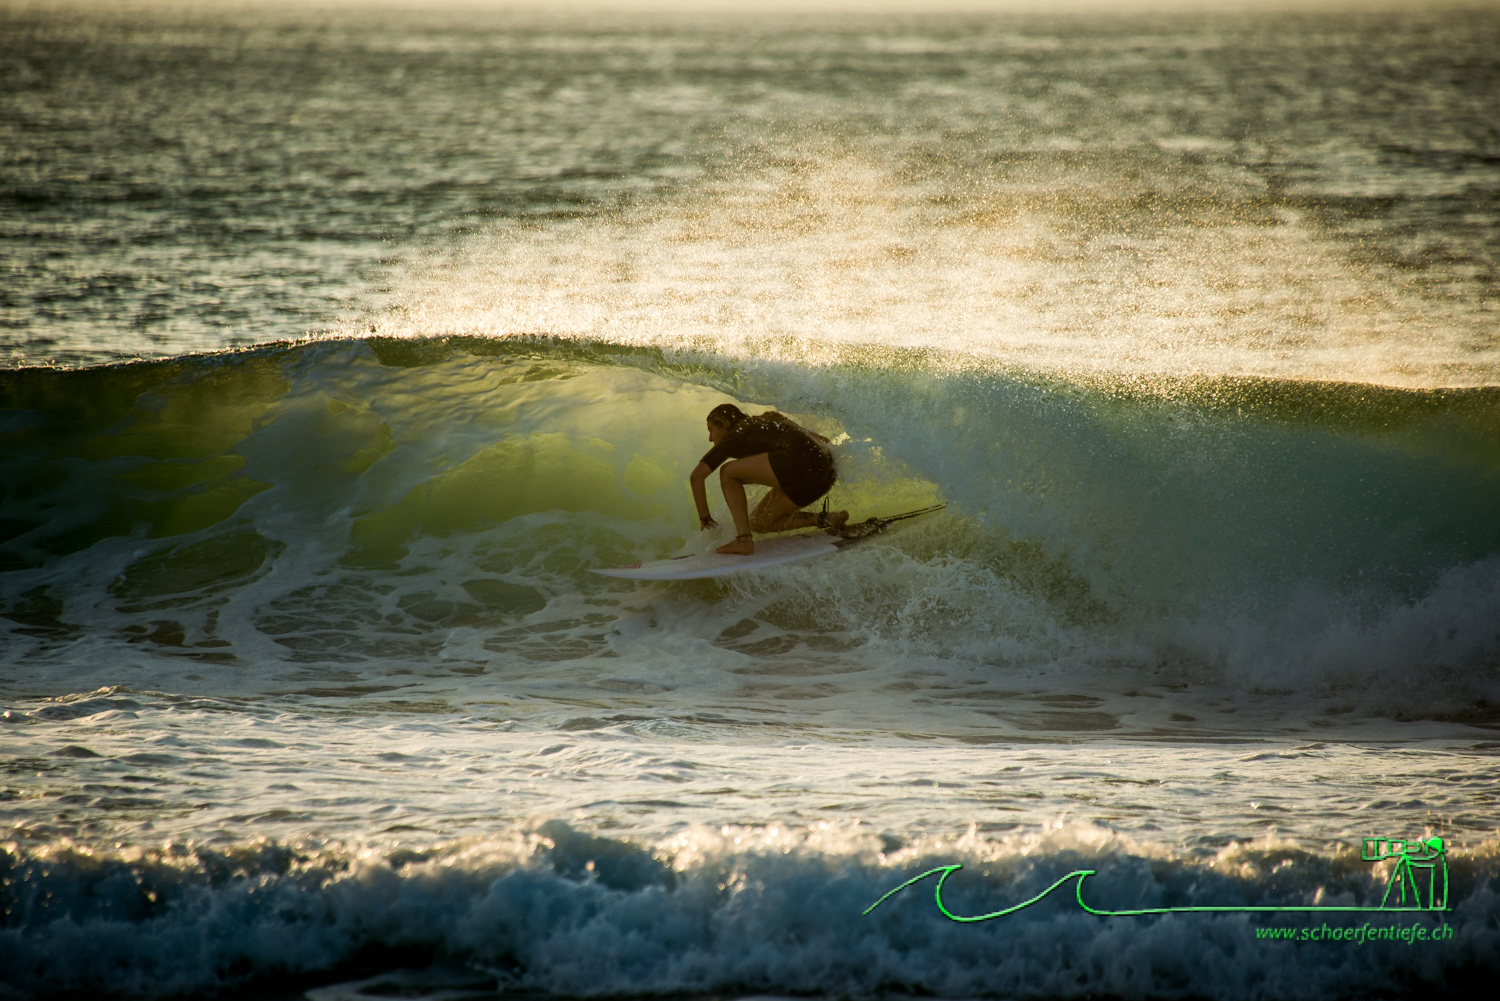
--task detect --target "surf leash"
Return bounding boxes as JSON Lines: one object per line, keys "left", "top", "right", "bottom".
{"left": 832, "top": 502, "right": 947, "bottom": 544}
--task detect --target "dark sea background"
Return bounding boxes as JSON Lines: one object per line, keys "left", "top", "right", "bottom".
{"left": 1, "top": 2, "right": 1498, "bottom": 999}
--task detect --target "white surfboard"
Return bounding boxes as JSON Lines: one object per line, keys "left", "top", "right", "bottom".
{"left": 591, "top": 504, "right": 945, "bottom": 581}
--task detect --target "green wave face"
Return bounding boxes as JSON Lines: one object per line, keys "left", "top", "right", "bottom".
{"left": 0, "top": 340, "right": 705, "bottom": 564}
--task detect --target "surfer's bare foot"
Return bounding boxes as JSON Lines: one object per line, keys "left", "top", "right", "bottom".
{"left": 716, "top": 534, "right": 755, "bottom": 556}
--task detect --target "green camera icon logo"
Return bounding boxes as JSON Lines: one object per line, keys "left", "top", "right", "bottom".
{"left": 1361, "top": 837, "right": 1448, "bottom": 911}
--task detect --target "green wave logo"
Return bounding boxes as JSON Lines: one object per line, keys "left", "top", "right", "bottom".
{"left": 864, "top": 837, "right": 1449, "bottom": 921}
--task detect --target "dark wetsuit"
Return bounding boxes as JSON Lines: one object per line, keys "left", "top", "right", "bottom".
{"left": 699, "top": 412, "right": 837, "bottom": 508}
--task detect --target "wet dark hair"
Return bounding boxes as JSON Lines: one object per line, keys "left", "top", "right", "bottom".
{"left": 707, "top": 403, "right": 747, "bottom": 429}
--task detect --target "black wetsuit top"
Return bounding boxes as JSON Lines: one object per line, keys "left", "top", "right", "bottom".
{"left": 699, "top": 412, "right": 836, "bottom": 508}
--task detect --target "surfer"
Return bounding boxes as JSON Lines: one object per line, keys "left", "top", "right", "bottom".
{"left": 690, "top": 403, "right": 848, "bottom": 555}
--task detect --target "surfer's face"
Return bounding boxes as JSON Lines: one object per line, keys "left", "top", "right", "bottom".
{"left": 707, "top": 419, "right": 726, "bottom": 443}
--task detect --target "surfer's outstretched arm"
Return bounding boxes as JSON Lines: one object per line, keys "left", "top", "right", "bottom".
{"left": 689, "top": 462, "right": 717, "bottom": 531}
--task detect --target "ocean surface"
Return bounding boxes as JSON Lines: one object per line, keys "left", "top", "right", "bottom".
{"left": 2, "top": 3, "right": 1499, "bottom": 999}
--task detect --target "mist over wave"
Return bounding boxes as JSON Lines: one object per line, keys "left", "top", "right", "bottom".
{"left": 5, "top": 4, "right": 1498, "bottom": 385}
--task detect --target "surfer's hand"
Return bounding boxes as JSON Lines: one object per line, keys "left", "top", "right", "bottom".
{"left": 699, "top": 516, "right": 718, "bottom": 530}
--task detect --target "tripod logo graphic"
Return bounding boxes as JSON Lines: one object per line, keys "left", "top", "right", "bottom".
{"left": 1363, "top": 836, "right": 1448, "bottom": 911}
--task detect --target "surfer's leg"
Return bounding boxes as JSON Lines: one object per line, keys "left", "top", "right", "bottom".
{"left": 716, "top": 453, "right": 780, "bottom": 555}
{"left": 750, "top": 491, "right": 849, "bottom": 532}
{"left": 760, "top": 449, "right": 845, "bottom": 532}
{"left": 750, "top": 490, "right": 804, "bottom": 532}
{"left": 755, "top": 502, "right": 849, "bottom": 533}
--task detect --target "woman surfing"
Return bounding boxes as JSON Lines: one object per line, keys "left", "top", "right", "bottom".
{"left": 690, "top": 403, "right": 848, "bottom": 556}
